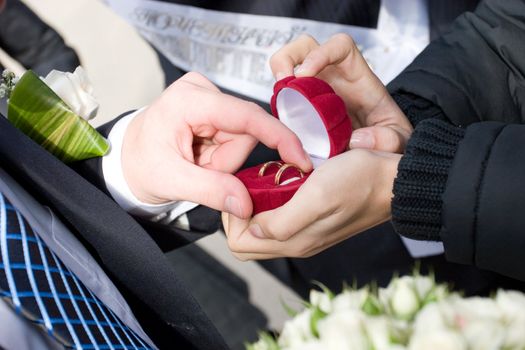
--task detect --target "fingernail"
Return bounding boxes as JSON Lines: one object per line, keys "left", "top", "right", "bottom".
{"left": 225, "top": 196, "right": 243, "bottom": 218}
{"left": 249, "top": 224, "right": 265, "bottom": 239}
{"left": 350, "top": 129, "right": 375, "bottom": 149}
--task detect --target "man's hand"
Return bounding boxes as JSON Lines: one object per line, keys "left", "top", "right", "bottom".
{"left": 121, "top": 72, "right": 312, "bottom": 219}
{"left": 270, "top": 33, "right": 413, "bottom": 153}
{"left": 223, "top": 149, "right": 400, "bottom": 260}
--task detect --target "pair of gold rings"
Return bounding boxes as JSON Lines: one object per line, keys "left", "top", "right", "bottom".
{"left": 258, "top": 161, "right": 304, "bottom": 185}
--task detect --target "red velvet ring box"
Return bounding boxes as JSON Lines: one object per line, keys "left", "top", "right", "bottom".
{"left": 236, "top": 76, "right": 352, "bottom": 214}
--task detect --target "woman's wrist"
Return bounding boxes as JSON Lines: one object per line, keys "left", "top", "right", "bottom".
{"left": 391, "top": 119, "right": 466, "bottom": 241}
{"left": 378, "top": 151, "right": 402, "bottom": 220}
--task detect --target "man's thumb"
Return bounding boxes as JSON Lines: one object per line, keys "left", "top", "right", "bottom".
{"left": 179, "top": 165, "right": 253, "bottom": 219}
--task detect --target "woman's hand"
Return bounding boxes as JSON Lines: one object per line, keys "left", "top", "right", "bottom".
{"left": 270, "top": 33, "right": 413, "bottom": 153}
{"left": 223, "top": 149, "right": 401, "bottom": 260}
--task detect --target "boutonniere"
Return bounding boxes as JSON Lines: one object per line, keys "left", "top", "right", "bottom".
{"left": 0, "top": 67, "right": 109, "bottom": 163}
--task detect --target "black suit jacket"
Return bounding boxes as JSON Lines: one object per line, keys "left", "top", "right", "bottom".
{"left": 0, "top": 115, "right": 229, "bottom": 350}
{"left": 0, "top": 0, "right": 80, "bottom": 75}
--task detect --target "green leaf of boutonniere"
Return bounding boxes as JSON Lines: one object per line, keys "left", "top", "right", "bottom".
{"left": 7, "top": 70, "right": 109, "bottom": 163}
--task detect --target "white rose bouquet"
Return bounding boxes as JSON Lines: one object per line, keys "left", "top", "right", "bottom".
{"left": 0, "top": 68, "right": 109, "bottom": 162}
{"left": 248, "top": 274, "right": 525, "bottom": 350}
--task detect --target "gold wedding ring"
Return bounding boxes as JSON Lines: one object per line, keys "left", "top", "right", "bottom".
{"left": 258, "top": 161, "right": 284, "bottom": 177}
{"left": 274, "top": 164, "right": 304, "bottom": 185}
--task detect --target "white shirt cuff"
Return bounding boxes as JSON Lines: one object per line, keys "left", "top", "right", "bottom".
{"left": 400, "top": 236, "right": 444, "bottom": 258}
{"left": 102, "top": 109, "right": 198, "bottom": 220}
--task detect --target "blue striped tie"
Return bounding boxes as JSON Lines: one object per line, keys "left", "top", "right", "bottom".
{"left": 0, "top": 192, "right": 153, "bottom": 350}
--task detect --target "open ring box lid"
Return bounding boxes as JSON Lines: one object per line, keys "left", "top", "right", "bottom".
{"left": 236, "top": 76, "right": 352, "bottom": 214}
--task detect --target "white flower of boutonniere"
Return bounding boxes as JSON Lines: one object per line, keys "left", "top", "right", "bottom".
{"left": 42, "top": 66, "right": 99, "bottom": 120}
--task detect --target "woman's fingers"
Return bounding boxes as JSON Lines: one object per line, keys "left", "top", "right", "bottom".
{"left": 295, "top": 33, "right": 366, "bottom": 79}
{"left": 270, "top": 34, "right": 319, "bottom": 80}
{"left": 349, "top": 125, "right": 412, "bottom": 153}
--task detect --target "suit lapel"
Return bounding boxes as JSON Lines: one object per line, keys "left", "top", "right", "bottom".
{"left": 0, "top": 116, "right": 228, "bottom": 349}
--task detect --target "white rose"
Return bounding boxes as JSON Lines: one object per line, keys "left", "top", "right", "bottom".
{"left": 309, "top": 290, "right": 332, "bottom": 313}
{"left": 496, "top": 289, "right": 525, "bottom": 323}
{"left": 387, "top": 345, "right": 408, "bottom": 350}
{"left": 279, "top": 309, "right": 314, "bottom": 348}
{"left": 285, "top": 339, "right": 326, "bottom": 350}
{"left": 503, "top": 318, "right": 525, "bottom": 348}
{"left": 412, "top": 275, "right": 435, "bottom": 300}
{"left": 432, "top": 295, "right": 464, "bottom": 326}
{"left": 317, "top": 310, "right": 370, "bottom": 350}
{"left": 332, "top": 289, "right": 369, "bottom": 312}
{"left": 42, "top": 66, "right": 99, "bottom": 120}
{"left": 451, "top": 297, "right": 502, "bottom": 330}
{"left": 363, "top": 316, "right": 392, "bottom": 350}
{"left": 493, "top": 290, "right": 525, "bottom": 347}
{"left": 412, "top": 303, "right": 448, "bottom": 333}
{"left": 384, "top": 277, "right": 420, "bottom": 320}
{"left": 408, "top": 329, "right": 467, "bottom": 350}
{"left": 430, "top": 285, "right": 451, "bottom": 301}
{"left": 389, "top": 319, "right": 411, "bottom": 345}
{"left": 249, "top": 338, "right": 273, "bottom": 350}
{"left": 462, "top": 319, "right": 505, "bottom": 350}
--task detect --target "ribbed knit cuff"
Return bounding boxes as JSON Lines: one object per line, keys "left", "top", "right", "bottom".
{"left": 392, "top": 119, "right": 466, "bottom": 241}
{"left": 392, "top": 92, "right": 446, "bottom": 127}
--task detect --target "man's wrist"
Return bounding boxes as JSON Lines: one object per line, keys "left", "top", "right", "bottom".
{"left": 120, "top": 108, "right": 158, "bottom": 204}
{"left": 102, "top": 109, "right": 178, "bottom": 217}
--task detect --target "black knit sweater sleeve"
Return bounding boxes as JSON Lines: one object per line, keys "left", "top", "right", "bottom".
{"left": 390, "top": 92, "right": 465, "bottom": 241}
{"left": 391, "top": 92, "right": 446, "bottom": 128}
